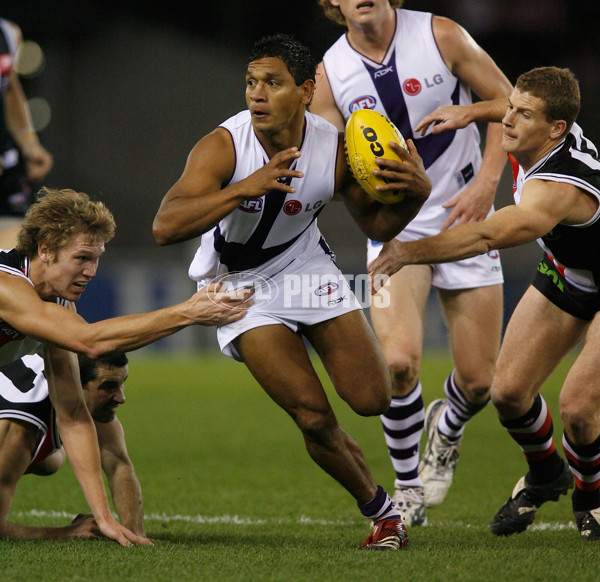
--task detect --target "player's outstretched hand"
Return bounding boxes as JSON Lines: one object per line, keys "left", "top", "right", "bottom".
{"left": 415, "top": 105, "right": 473, "bottom": 136}
{"left": 189, "top": 282, "right": 254, "bottom": 326}
{"left": 373, "top": 139, "right": 431, "bottom": 200}
{"left": 97, "top": 516, "right": 154, "bottom": 546}
{"left": 367, "top": 239, "right": 408, "bottom": 294}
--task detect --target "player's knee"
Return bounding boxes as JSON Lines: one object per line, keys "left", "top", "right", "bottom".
{"left": 387, "top": 352, "right": 420, "bottom": 394}
{"left": 294, "top": 406, "right": 338, "bottom": 443}
{"left": 559, "top": 394, "right": 596, "bottom": 444}
{"left": 27, "top": 447, "right": 66, "bottom": 476}
{"left": 454, "top": 373, "right": 491, "bottom": 404}
{"left": 490, "top": 382, "right": 526, "bottom": 418}
{"left": 350, "top": 387, "right": 391, "bottom": 417}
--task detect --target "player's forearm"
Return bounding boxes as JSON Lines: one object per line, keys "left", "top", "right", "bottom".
{"left": 366, "top": 196, "right": 429, "bottom": 242}
{"left": 81, "top": 304, "right": 194, "bottom": 358}
{"left": 0, "top": 520, "right": 80, "bottom": 540}
{"left": 402, "top": 224, "right": 494, "bottom": 265}
{"left": 468, "top": 99, "right": 508, "bottom": 124}
{"left": 479, "top": 122, "right": 508, "bottom": 188}
{"left": 107, "top": 465, "right": 145, "bottom": 536}
{"left": 57, "top": 416, "right": 113, "bottom": 524}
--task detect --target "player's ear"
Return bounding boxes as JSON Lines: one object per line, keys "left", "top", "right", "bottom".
{"left": 302, "top": 79, "right": 315, "bottom": 106}
{"left": 38, "top": 242, "right": 52, "bottom": 263}
{"left": 550, "top": 119, "right": 567, "bottom": 140}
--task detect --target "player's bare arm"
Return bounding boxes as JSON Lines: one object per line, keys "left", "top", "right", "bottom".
{"left": 0, "top": 276, "right": 251, "bottom": 358}
{"left": 368, "top": 179, "right": 594, "bottom": 286}
{"left": 415, "top": 99, "right": 509, "bottom": 136}
{"left": 44, "top": 345, "right": 151, "bottom": 546}
{"left": 431, "top": 16, "right": 512, "bottom": 229}
{"left": 310, "top": 63, "right": 346, "bottom": 131}
{"left": 96, "top": 418, "right": 145, "bottom": 536}
{"left": 3, "top": 22, "right": 53, "bottom": 182}
{"left": 153, "top": 129, "right": 303, "bottom": 245}
{"left": 339, "top": 138, "right": 431, "bottom": 241}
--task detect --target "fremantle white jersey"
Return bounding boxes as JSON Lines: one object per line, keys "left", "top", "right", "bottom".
{"left": 189, "top": 110, "right": 339, "bottom": 283}
{"left": 322, "top": 8, "right": 487, "bottom": 231}
{"left": 511, "top": 123, "right": 600, "bottom": 292}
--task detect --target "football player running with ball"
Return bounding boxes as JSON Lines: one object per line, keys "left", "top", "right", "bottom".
{"left": 312, "top": 0, "right": 512, "bottom": 526}
{"left": 370, "top": 66, "right": 600, "bottom": 541}
{"left": 153, "top": 33, "right": 431, "bottom": 550}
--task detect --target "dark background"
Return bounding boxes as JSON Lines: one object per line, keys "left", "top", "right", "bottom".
{"left": 1, "top": 1, "right": 599, "bottom": 341}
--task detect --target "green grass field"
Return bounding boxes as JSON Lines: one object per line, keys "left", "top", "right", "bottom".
{"left": 2, "top": 350, "right": 599, "bottom": 581}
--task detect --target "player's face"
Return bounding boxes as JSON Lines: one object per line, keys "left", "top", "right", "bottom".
{"left": 332, "top": 0, "right": 394, "bottom": 25}
{"left": 41, "top": 233, "right": 105, "bottom": 302}
{"left": 83, "top": 364, "right": 128, "bottom": 423}
{"left": 501, "top": 89, "right": 556, "bottom": 159}
{"left": 245, "top": 57, "right": 309, "bottom": 139}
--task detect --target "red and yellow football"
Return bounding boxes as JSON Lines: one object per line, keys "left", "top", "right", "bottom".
{"left": 344, "top": 109, "right": 407, "bottom": 205}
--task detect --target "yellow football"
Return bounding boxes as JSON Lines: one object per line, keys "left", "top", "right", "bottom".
{"left": 344, "top": 109, "right": 407, "bottom": 204}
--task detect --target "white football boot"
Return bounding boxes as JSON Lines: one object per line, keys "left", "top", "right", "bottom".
{"left": 418, "top": 399, "right": 462, "bottom": 507}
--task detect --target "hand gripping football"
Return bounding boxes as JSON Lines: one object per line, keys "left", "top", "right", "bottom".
{"left": 344, "top": 109, "right": 407, "bottom": 204}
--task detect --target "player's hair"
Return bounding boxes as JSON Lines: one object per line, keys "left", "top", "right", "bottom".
{"left": 249, "top": 33, "right": 317, "bottom": 85}
{"left": 318, "top": 0, "right": 404, "bottom": 26}
{"left": 78, "top": 352, "right": 129, "bottom": 386}
{"left": 16, "top": 187, "right": 116, "bottom": 258}
{"left": 515, "top": 67, "right": 580, "bottom": 134}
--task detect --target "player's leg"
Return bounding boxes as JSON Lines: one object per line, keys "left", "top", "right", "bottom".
{"left": 490, "top": 285, "right": 586, "bottom": 536}
{"left": 370, "top": 264, "right": 432, "bottom": 526}
{"left": 233, "top": 322, "right": 406, "bottom": 550}
{"left": 26, "top": 447, "right": 66, "bottom": 476}
{"left": 0, "top": 418, "right": 40, "bottom": 534}
{"left": 559, "top": 311, "right": 600, "bottom": 539}
{"left": 419, "top": 283, "right": 502, "bottom": 507}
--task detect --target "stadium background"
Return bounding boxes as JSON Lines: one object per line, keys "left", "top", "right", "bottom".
{"left": 2, "top": 0, "right": 598, "bottom": 352}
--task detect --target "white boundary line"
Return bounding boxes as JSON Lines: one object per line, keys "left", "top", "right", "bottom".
{"left": 12, "top": 510, "right": 577, "bottom": 530}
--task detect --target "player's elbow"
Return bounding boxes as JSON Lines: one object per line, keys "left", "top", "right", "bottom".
{"left": 152, "top": 218, "right": 173, "bottom": 246}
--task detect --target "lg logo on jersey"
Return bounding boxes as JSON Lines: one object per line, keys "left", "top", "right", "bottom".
{"left": 402, "top": 74, "right": 444, "bottom": 96}
{"left": 283, "top": 200, "right": 324, "bottom": 215}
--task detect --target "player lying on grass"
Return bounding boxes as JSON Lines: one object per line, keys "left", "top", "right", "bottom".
{"left": 0, "top": 352, "right": 143, "bottom": 539}
{"left": 0, "top": 187, "right": 252, "bottom": 546}
{"left": 153, "top": 33, "right": 432, "bottom": 550}
{"left": 369, "top": 66, "right": 600, "bottom": 540}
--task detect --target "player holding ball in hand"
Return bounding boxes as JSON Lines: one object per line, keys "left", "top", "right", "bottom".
{"left": 153, "top": 33, "right": 431, "bottom": 550}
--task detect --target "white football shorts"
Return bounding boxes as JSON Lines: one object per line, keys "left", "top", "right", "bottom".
{"left": 197, "top": 237, "right": 362, "bottom": 361}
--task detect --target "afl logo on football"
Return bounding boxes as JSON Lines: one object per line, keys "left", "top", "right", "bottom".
{"left": 315, "top": 282, "right": 339, "bottom": 296}
{"left": 349, "top": 95, "right": 377, "bottom": 113}
{"left": 239, "top": 198, "right": 263, "bottom": 213}
{"left": 403, "top": 78, "right": 422, "bottom": 96}
{"left": 283, "top": 200, "right": 302, "bottom": 215}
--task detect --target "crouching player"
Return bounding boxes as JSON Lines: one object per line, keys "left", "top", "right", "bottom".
{"left": 0, "top": 352, "right": 144, "bottom": 539}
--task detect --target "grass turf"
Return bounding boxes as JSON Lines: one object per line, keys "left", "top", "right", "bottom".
{"left": 4, "top": 350, "right": 599, "bottom": 581}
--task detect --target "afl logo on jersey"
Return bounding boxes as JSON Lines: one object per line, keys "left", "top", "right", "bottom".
{"left": 315, "top": 282, "right": 339, "bottom": 296}
{"left": 239, "top": 198, "right": 264, "bottom": 213}
{"left": 487, "top": 251, "right": 499, "bottom": 260}
{"left": 403, "top": 78, "right": 422, "bottom": 96}
{"left": 283, "top": 200, "right": 302, "bottom": 215}
{"left": 349, "top": 95, "right": 377, "bottom": 113}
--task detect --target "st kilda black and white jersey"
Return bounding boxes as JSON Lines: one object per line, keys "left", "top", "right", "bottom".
{"left": 0, "top": 249, "right": 68, "bottom": 365}
{"left": 510, "top": 123, "right": 600, "bottom": 292}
